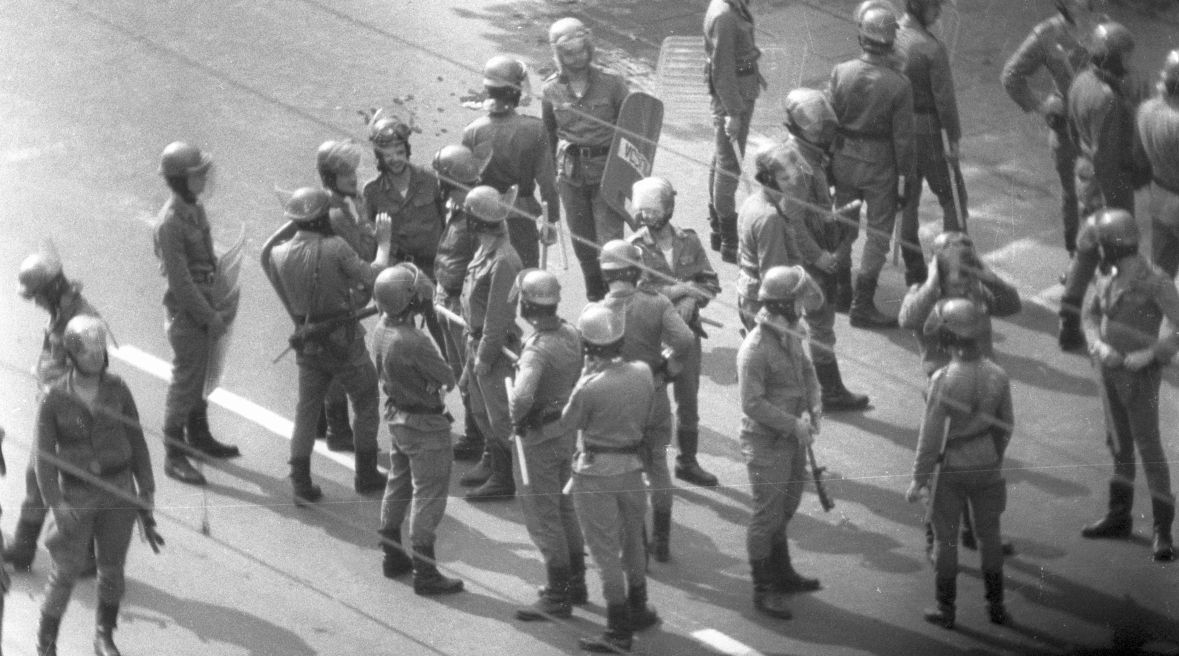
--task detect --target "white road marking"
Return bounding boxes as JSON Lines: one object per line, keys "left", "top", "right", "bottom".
{"left": 109, "top": 344, "right": 357, "bottom": 470}
{"left": 691, "top": 629, "right": 764, "bottom": 656}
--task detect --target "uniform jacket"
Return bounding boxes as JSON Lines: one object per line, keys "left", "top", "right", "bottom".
{"left": 270, "top": 231, "right": 381, "bottom": 327}
{"left": 736, "top": 310, "right": 821, "bottom": 440}
{"left": 153, "top": 194, "right": 218, "bottom": 326}
{"left": 898, "top": 275, "right": 1022, "bottom": 377}
{"left": 913, "top": 356, "right": 1012, "bottom": 484}
{"left": 37, "top": 285, "right": 98, "bottom": 387}
{"left": 1083, "top": 254, "right": 1179, "bottom": 363}
{"left": 36, "top": 372, "right": 155, "bottom": 507}
{"left": 629, "top": 225, "right": 721, "bottom": 324}
{"left": 703, "top": 0, "right": 761, "bottom": 116}
{"left": 327, "top": 190, "right": 376, "bottom": 262}
{"left": 1000, "top": 14, "right": 1089, "bottom": 114}
{"left": 434, "top": 198, "right": 479, "bottom": 294}
{"left": 560, "top": 358, "right": 653, "bottom": 477}
{"left": 509, "top": 317, "right": 583, "bottom": 443}
{"left": 462, "top": 234, "right": 523, "bottom": 367}
{"left": 362, "top": 162, "right": 443, "bottom": 261}
{"left": 829, "top": 52, "right": 915, "bottom": 174}
{"left": 1068, "top": 67, "right": 1150, "bottom": 194}
{"left": 896, "top": 14, "right": 961, "bottom": 142}
{"left": 1136, "top": 95, "right": 1179, "bottom": 193}
{"left": 463, "top": 110, "right": 561, "bottom": 221}
{"left": 372, "top": 316, "right": 455, "bottom": 432}
{"left": 736, "top": 191, "right": 800, "bottom": 300}
{"left": 541, "top": 66, "right": 629, "bottom": 184}
{"left": 599, "top": 287, "right": 695, "bottom": 376}
{"left": 776, "top": 136, "right": 841, "bottom": 265}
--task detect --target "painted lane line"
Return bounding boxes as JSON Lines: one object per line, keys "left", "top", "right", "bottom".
{"left": 691, "top": 629, "right": 764, "bottom": 656}
{"left": 110, "top": 344, "right": 357, "bottom": 470}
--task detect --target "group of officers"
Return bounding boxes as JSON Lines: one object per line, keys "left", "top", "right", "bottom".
{"left": 4, "top": 0, "right": 1179, "bottom": 654}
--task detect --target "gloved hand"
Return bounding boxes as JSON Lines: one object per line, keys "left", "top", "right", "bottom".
{"left": 946, "top": 140, "right": 960, "bottom": 162}
{"left": 207, "top": 312, "right": 228, "bottom": 339}
{"left": 539, "top": 222, "right": 558, "bottom": 246}
{"left": 905, "top": 480, "right": 925, "bottom": 503}
{"left": 676, "top": 298, "right": 698, "bottom": 324}
{"left": 813, "top": 251, "right": 838, "bottom": 274}
{"left": 1090, "top": 339, "right": 1124, "bottom": 368}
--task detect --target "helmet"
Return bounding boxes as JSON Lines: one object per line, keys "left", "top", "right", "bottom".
{"left": 931, "top": 297, "right": 984, "bottom": 340}
{"left": 18, "top": 252, "right": 63, "bottom": 299}
{"left": 783, "top": 88, "right": 837, "bottom": 145}
{"left": 549, "top": 17, "right": 591, "bottom": 47}
{"left": 316, "top": 140, "right": 363, "bottom": 176}
{"left": 369, "top": 116, "right": 412, "bottom": 148}
{"left": 1088, "top": 22, "right": 1134, "bottom": 61}
{"left": 432, "top": 145, "right": 483, "bottom": 185}
{"left": 854, "top": 0, "right": 897, "bottom": 22}
{"left": 159, "top": 141, "right": 212, "bottom": 177}
{"left": 931, "top": 230, "right": 974, "bottom": 255}
{"left": 519, "top": 269, "right": 561, "bottom": 306}
{"left": 599, "top": 239, "right": 642, "bottom": 272}
{"left": 483, "top": 55, "right": 527, "bottom": 89}
{"left": 859, "top": 6, "right": 898, "bottom": 47}
{"left": 1160, "top": 49, "right": 1179, "bottom": 95}
{"left": 758, "top": 265, "right": 808, "bottom": 302}
{"left": 577, "top": 303, "right": 624, "bottom": 346}
{"left": 464, "top": 185, "right": 516, "bottom": 231}
{"left": 631, "top": 177, "right": 676, "bottom": 227}
{"left": 284, "top": 187, "right": 332, "bottom": 223}
{"left": 1093, "top": 209, "right": 1139, "bottom": 249}
{"left": 63, "top": 315, "right": 108, "bottom": 358}
{"left": 374, "top": 264, "right": 431, "bottom": 316}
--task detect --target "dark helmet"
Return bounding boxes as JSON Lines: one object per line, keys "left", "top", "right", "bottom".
{"left": 284, "top": 187, "right": 332, "bottom": 223}
{"left": 1093, "top": 208, "right": 1139, "bottom": 249}
{"left": 783, "top": 88, "right": 837, "bottom": 146}
{"left": 758, "top": 265, "right": 807, "bottom": 302}
{"left": 464, "top": 185, "right": 516, "bottom": 233}
{"left": 432, "top": 145, "right": 484, "bottom": 186}
{"left": 374, "top": 264, "right": 432, "bottom": 316}
{"left": 1160, "top": 49, "right": 1179, "bottom": 95}
{"left": 905, "top": 0, "right": 942, "bottom": 26}
{"left": 930, "top": 297, "right": 984, "bottom": 340}
{"left": 1088, "top": 22, "right": 1134, "bottom": 62}
{"left": 483, "top": 55, "right": 527, "bottom": 89}
{"left": 316, "top": 140, "right": 363, "bottom": 177}
{"left": 368, "top": 115, "right": 412, "bottom": 148}
{"left": 159, "top": 141, "right": 212, "bottom": 177}
{"left": 18, "top": 252, "right": 64, "bottom": 300}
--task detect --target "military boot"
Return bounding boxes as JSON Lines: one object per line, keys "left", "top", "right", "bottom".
{"left": 412, "top": 544, "right": 464, "bottom": 595}
{"left": 186, "top": 400, "right": 240, "bottom": 459}
{"left": 94, "top": 602, "right": 121, "bottom": 656}
{"left": 567, "top": 549, "right": 589, "bottom": 604}
{"left": 814, "top": 360, "right": 870, "bottom": 412}
{"left": 163, "top": 427, "right": 206, "bottom": 486}
{"left": 1057, "top": 302, "right": 1086, "bottom": 352}
{"left": 517, "top": 563, "right": 572, "bottom": 621}
{"left": 832, "top": 266, "right": 853, "bottom": 314}
{"left": 453, "top": 394, "right": 485, "bottom": 461}
{"left": 923, "top": 575, "right": 956, "bottom": 629}
{"left": 849, "top": 274, "right": 898, "bottom": 329}
{"left": 289, "top": 457, "right": 323, "bottom": 504}
{"left": 3, "top": 518, "right": 43, "bottom": 570}
{"left": 578, "top": 602, "right": 632, "bottom": 652}
{"left": 960, "top": 510, "right": 1016, "bottom": 555}
{"left": 1152, "top": 496, "right": 1175, "bottom": 562}
{"left": 379, "top": 528, "right": 413, "bottom": 578}
{"left": 708, "top": 202, "right": 722, "bottom": 251}
{"left": 353, "top": 450, "right": 385, "bottom": 494}
{"left": 719, "top": 214, "right": 739, "bottom": 264}
{"left": 324, "top": 400, "right": 354, "bottom": 452}
{"left": 1081, "top": 481, "right": 1133, "bottom": 539}
{"left": 650, "top": 509, "right": 672, "bottom": 563}
{"left": 465, "top": 443, "right": 515, "bottom": 502}
{"left": 627, "top": 582, "right": 660, "bottom": 631}
{"left": 36, "top": 612, "right": 61, "bottom": 656}
{"left": 773, "top": 538, "right": 821, "bottom": 593}
{"left": 674, "top": 429, "right": 718, "bottom": 487}
{"left": 459, "top": 447, "right": 493, "bottom": 487}
{"left": 983, "top": 570, "right": 1009, "bottom": 625}
{"left": 751, "top": 558, "right": 792, "bottom": 619}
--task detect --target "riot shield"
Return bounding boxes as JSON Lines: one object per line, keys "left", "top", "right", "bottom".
{"left": 203, "top": 228, "right": 245, "bottom": 397}
{"left": 600, "top": 91, "right": 664, "bottom": 231}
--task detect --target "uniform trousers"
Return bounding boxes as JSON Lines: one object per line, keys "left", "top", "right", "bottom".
{"left": 1050, "top": 123, "right": 1080, "bottom": 253}
{"left": 42, "top": 476, "right": 137, "bottom": 617}
{"left": 571, "top": 469, "right": 647, "bottom": 605}
{"left": 462, "top": 339, "right": 514, "bottom": 449}
{"left": 741, "top": 409, "right": 807, "bottom": 562}
{"left": 671, "top": 336, "right": 703, "bottom": 434}
{"left": 1099, "top": 364, "right": 1174, "bottom": 503}
{"left": 1148, "top": 183, "right": 1179, "bottom": 279}
{"left": 900, "top": 126, "right": 967, "bottom": 275}
{"left": 710, "top": 106, "right": 755, "bottom": 219}
{"left": 509, "top": 195, "right": 544, "bottom": 270}
{"left": 930, "top": 466, "right": 1006, "bottom": 579}
{"left": 380, "top": 424, "right": 452, "bottom": 548}
{"left": 163, "top": 310, "right": 210, "bottom": 444}
{"left": 642, "top": 385, "right": 674, "bottom": 513}
{"left": 558, "top": 177, "right": 628, "bottom": 282}
{"left": 832, "top": 142, "right": 899, "bottom": 278}
{"left": 1062, "top": 158, "right": 1138, "bottom": 306}
{"left": 291, "top": 337, "right": 379, "bottom": 459}
{"left": 16, "top": 461, "right": 48, "bottom": 524}
{"left": 514, "top": 429, "right": 585, "bottom": 569}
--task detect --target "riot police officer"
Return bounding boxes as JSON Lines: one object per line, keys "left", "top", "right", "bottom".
{"left": 509, "top": 269, "right": 587, "bottom": 621}
{"left": 1136, "top": 50, "right": 1179, "bottom": 279}
{"left": 559, "top": 304, "right": 659, "bottom": 652}
{"left": 371, "top": 265, "right": 464, "bottom": 594}
{"left": 152, "top": 142, "right": 241, "bottom": 487}
{"left": 464, "top": 55, "right": 560, "bottom": 270}
{"left": 598, "top": 239, "right": 695, "bottom": 562}
{"left": 1080, "top": 209, "right": 1177, "bottom": 562}
{"left": 33, "top": 316, "right": 158, "bottom": 656}
{"left": 267, "top": 187, "right": 392, "bottom": 502}
{"left": 626, "top": 177, "right": 722, "bottom": 487}
{"left": 737, "top": 266, "right": 825, "bottom": 621}
{"left": 5, "top": 253, "right": 98, "bottom": 571}
{"left": 906, "top": 298, "right": 1014, "bottom": 629}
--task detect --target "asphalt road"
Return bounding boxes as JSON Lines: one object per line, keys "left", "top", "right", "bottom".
{"left": 1, "top": 1, "right": 1177, "bottom": 654}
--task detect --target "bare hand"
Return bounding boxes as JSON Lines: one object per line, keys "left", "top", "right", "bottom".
{"left": 676, "top": 300, "right": 696, "bottom": 323}
{"left": 905, "top": 480, "right": 924, "bottom": 503}
{"left": 814, "top": 251, "right": 838, "bottom": 274}
{"left": 795, "top": 418, "right": 814, "bottom": 447}
{"left": 539, "top": 222, "right": 558, "bottom": 246}
{"left": 375, "top": 212, "right": 393, "bottom": 245}
{"left": 475, "top": 360, "right": 491, "bottom": 378}
{"left": 947, "top": 141, "right": 960, "bottom": 161}
{"left": 207, "top": 312, "right": 228, "bottom": 339}
{"left": 1122, "top": 348, "right": 1156, "bottom": 371}
{"left": 724, "top": 114, "right": 743, "bottom": 140}
{"left": 810, "top": 407, "right": 823, "bottom": 435}
{"left": 1090, "top": 340, "right": 1124, "bottom": 368}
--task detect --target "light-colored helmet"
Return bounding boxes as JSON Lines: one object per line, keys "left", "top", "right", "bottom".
{"left": 854, "top": 0, "right": 898, "bottom": 22}
{"left": 284, "top": 187, "right": 332, "bottom": 223}
{"left": 549, "top": 17, "right": 591, "bottom": 47}
{"left": 1088, "top": 22, "right": 1134, "bottom": 61}
{"left": 1160, "top": 49, "right": 1179, "bottom": 95}
{"left": 631, "top": 177, "right": 676, "bottom": 226}
{"left": 63, "top": 315, "right": 108, "bottom": 358}
{"left": 483, "top": 55, "right": 527, "bottom": 89}
{"left": 519, "top": 269, "right": 561, "bottom": 306}
{"left": 577, "top": 303, "right": 624, "bottom": 346}
{"left": 432, "top": 145, "right": 483, "bottom": 186}
{"left": 758, "top": 265, "right": 808, "bottom": 301}
{"left": 1093, "top": 208, "right": 1139, "bottom": 249}
{"left": 159, "top": 141, "right": 212, "bottom": 177}
{"left": 18, "top": 252, "right": 64, "bottom": 299}
{"left": 598, "top": 239, "right": 642, "bottom": 272}
{"left": 316, "top": 139, "right": 363, "bottom": 176}
{"left": 368, "top": 116, "right": 412, "bottom": 148}
{"left": 464, "top": 185, "right": 516, "bottom": 232}
{"left": 859, "top": 6, "right": 899, "bottom": 48}
{"left": 783, "top": 88, "right": 837, "bottom": 145}
{"left": 930, "top": 297, "right": 984, "bottom": 340}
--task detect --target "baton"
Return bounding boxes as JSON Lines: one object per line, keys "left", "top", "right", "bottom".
{"left": 941, "top": 129, "right": 967, "bottom": 234}
{"left": 556, "top": 218, "right": 570, "bottom": 271}
{"left": 509, "top": 375, "right": 531, "bottom": 488}
{"left": 1094, "top": 364, "right": 1122, "bottom": 458}
{"left": 432, "top": 305, "right": 519, "bottom": 362}
{"left": 699, "top": 315, "right": 723, "bottom": 329}
{"left": 539, "top": 201, "right": 550, "bottom": 271}
{"left": 923, "top": 416, "right": 953, "bottom": 526}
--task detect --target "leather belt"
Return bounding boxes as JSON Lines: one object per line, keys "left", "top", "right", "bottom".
{"left": 566, "top": 144, "right": 610, "bottom": 159}
{"left": 394, "top": 403, "right": 446, "bottom": 415}
{"left": 584, "top": 444, "right": 641, "bottom": 455}
{"left": 837, "top": 127, "right": 890, "bottom": 142}
{"left": 191, "top": 271, "right": 215, "bottom": 284}
{"left": 65, "top": 460, "right": 130, "bottom": 484}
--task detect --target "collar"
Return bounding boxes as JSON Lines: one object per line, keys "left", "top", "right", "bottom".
{"left": 788, "top": 135, "right": 829, "bottom": 166}
{"left": 557, "top": 66, "right": 600, "bottom": 87}
{"left": 528, "top": 315, "right": 563, "bottom": 332}
{"left": 170, "top": 193, "right": 205, "bottom": 226}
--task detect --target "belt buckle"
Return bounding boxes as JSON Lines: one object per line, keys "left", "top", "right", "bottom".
{"left": 578, "top": 145, "right": 593, "bottom": 159}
